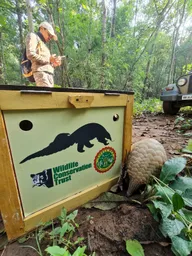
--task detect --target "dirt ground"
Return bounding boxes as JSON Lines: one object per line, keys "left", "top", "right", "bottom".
{"left": 0, "top": 112, "right": 191, "bottom": 256}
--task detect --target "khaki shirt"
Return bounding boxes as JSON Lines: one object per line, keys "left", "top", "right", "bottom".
{"left": 26, "top": 33, "right": 54, "bottom": 74}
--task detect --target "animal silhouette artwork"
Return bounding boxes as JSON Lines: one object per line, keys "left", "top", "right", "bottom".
{"left": 20, "top": 123, "right": 112, "bottom": 164}
{"left": 31, "top": 169, "right": 53, "bottom": 188}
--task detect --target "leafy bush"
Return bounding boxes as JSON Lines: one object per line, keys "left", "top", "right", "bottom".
{"left": 20, "top": 208, "right": 95, "bottom": 256}
{"left": 147, "top": 157, "right": 192, "bottom": 256}
{"left": 174, "top": 116, "right": 192, "bottom": 133}
{"left": 133, "top": 98, "right": 162, "bottom": 116}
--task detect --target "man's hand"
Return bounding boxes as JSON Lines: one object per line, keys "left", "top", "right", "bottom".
{"left": 50, "top": 54, "right": 57, "bottom": 63}
{"left": 53, "top": 56, "right": 62, "bottom": 67}
{"left": 50, "top": 54, "right": 61, "bottom": 67}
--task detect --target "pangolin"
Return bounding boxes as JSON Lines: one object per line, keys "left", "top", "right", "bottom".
{"left": 114, "top": 138, "right": 167, "bottom": 197}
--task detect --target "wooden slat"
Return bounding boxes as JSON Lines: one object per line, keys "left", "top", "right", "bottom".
{"left": 122, "top": 95, "right": 134, "bottom": 160}
{"left": 24, "top": 176, "right": 118, "bottom": 232}
{"left": 0, "top": 111, "right": 25, "bottom": 240}
{"left": 0, "top": 91, "right": 129, "bottom": 110}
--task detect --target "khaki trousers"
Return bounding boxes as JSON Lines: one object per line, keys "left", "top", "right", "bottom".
{"left": 33, "top": 71, "right": 54, "bottom": 87}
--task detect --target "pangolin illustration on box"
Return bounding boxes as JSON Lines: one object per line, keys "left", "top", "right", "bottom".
{"left": 20, "top": 123, "right": 112, "bottom": 164}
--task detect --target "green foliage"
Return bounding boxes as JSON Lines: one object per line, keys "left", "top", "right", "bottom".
{"left": 126, "top": 240, "right": 145, "bottom": 256}
{"left": 133, "top": 98, "right": 162, "bottom": 116}
{"left": 171, "top": 236, "right": 192, "bottom": 256}
{"left": 20, "top": 208, "right": 95, "bottom": 256}
{"left": 46, "top": 209, "right": 85, "bottom": 252}
{"left": 182, "top": 139, "right": 192, "bottom": 154}
{"left": 147, "top": 157, "right": 192, "bottom": 256}
{"left": 172, "top": 193, "right": 185, "bottom": 212}
{"left": 174, "top": 117, "right": 192, "bottom": 133}
{"left": 183, "top": 64, "right": 192, "bottom": 74}
{"left": 1, "top": 0, "right": 192, "bottom": 95}
{"left": 170, "top": 176, "right": 192, "bottom": 192}
{"left": 186, "top": 140, "right": 192, "bottom": 151}
{"left": 159, "top": 157, "right": 186, "bottom": 183}
{"left": 45, "top": 245, "right": 87, "bottom": 256}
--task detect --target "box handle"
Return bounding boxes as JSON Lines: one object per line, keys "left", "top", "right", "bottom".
{"left": 68, "top": 95, "right": 94, "bottom": 108}
{"left": 104, "top": 92, "right": 120, "bottom": 96}
{"left": 20, "top": 90, "right": 52, "bottom": 94}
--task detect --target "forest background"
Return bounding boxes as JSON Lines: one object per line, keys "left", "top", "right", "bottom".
{"left": 0, "top": 0, "right": 192, "bottom": 101}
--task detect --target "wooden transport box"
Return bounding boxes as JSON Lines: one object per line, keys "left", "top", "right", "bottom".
{"left": 0, "top": 85, "right": 134, "bottom": 240}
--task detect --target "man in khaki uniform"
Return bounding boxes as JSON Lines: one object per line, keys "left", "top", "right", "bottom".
{"left": 26, "top": 21, "right": 61, "bottom": 87}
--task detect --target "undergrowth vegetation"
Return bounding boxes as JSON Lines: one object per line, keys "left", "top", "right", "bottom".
{"left": 125, "top": 157, "right": 192, "bottom": 256}
{"left": 20, "top": 209, "right": 95, "bottom": 256}
{"left": 133, "top": 98, "right": 192, "bottom": 117}
{"left": 133, "top": 98, "right": 162, "bottom": 116}
{"left": 146, "top": 157, "right": 192, "bottom": 256}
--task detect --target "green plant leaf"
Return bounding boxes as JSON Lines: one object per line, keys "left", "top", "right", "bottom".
{"left": 72, "top": 246, "right": 86, "bottom": 256}
{"left": 59, "top": 208, "right": 67, "bottom": 225}
{"left": 181, "top": 209, "right": 192, "bottom": 222}
{"left": 183, "top": 133, "right": 192, "bottom": 138}
{"left": 181, "top": 123, "right": 191, "bottom": 130}
{"left": 160, "top": 218, "right": 185, "bottom": 238}
{"left": 155, "top": 185, "right": 174, "bottom": 204}
{"left": 186, "top": 139, "right": 192, "bottom": 151}
{"left": 152, "top": 200, "right": 172, "bottom": 218}
{"left": 172, "top": 193, "right": 185, "bottom": 212}
{"left": 45, "top": 245, "right": 70, "bottom": 256}
{"left": 74, "top": 237, "right": 84, "bottom": 245}
{"left": 147, "top": 203, "right": 159, "bottom": 221}
{"left": 50, "top": 227, "right": 61, "bottom": 236}
{"left": 38, "top": 0, "right": 47, "bottom": 4}
{"left": 61, "top": 208, "right": 67, "bottom": 220}
{"left": 59, "top": 222, "right": 69, "bottom": 239}
{"left": 160, "top": 157, "right": 186, "bottom": 183}
{"left": 18, "top": 235, "right": 30, "bottom": 244}
{"left": 67, "top": 210, "right": 78, "bottom": 221}
{"left": 171, "top": 236, "right": 192, "bottom": 256}
{"left": 0, "top": 15, "right": 6, "bottom": 26}
{"left": 126, "top": 240, "right": 145, "bottom": 256}
{"left": 67, "top": 223, "right": 75, "bottom": 232}
{"left": 182, "top": 189, "right": 192, "bottom": 207}
{"left": 170, "top": 176, "right": 192, "bottom": 192}
{"left": 174, "top": 117, "right": 185, "bottom": 125}
{"left": 181, "top": 148, "right": 192, "bottom": 153}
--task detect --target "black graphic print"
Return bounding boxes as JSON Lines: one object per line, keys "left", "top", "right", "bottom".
{"left": 20, "top": 123, "right": 112, "bottom": 164}
{"left": 31, "top": 169, "right": 53, "bottom": 188}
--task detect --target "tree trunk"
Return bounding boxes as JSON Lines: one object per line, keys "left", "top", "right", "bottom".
{"left": 133, "top": 0, "right": 139, "bottom": 37}
{"left": 124, "top": 0, "right": 172, "bottom": 89}
{"left": 0, "top": 33, "right": 6, "bottom": 84}
{"left": 25, "top": 0, "right": 34, "bottom": 32}
{"left": 15, "top": 0, "right": 24, "bottom": 82}
{"left": 100, "top": 0, "right": 107, "bottom": 89}
{"left": 47, "top": 0, "right": 70, "bottom": 87}
{"left": 110, "top": 0, "right": 116, "bottom": 38}
{"left": 168, "top": 0, "right": 187, "bottom": 84}
{"left": 142, "top": 30, "right": 158, "bottom": 100}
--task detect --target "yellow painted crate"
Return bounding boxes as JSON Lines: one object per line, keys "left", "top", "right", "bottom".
{"left": 0, "top": 85, "right": 134, "bottom": 240}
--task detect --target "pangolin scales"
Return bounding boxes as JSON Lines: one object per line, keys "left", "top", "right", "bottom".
{"left": 126, "top": 138, "right": 167, "bottom": 196}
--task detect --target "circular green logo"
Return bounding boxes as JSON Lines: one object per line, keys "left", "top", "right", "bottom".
{"left": 94, "top": 147, "right": 116, "bottom": 173}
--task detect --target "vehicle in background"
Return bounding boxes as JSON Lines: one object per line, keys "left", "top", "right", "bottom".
{"left": 160, "top": 72, "right": 192, "bottom": 115}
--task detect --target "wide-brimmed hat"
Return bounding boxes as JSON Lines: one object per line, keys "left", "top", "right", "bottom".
{"left": 39, "top": 21, "right": 57, "bottom": 41}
